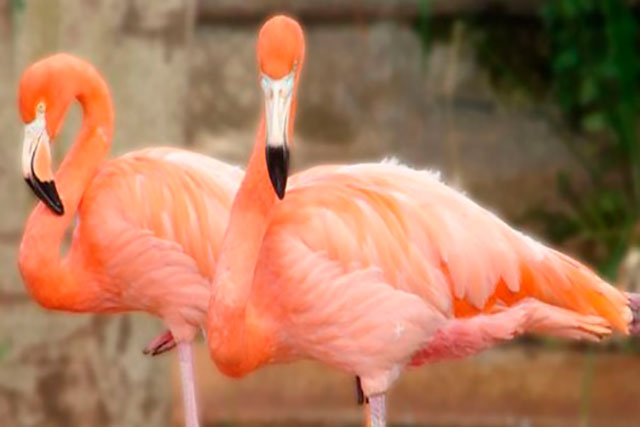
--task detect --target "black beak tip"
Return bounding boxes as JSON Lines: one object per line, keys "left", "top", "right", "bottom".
{"left": 25, "top": 177, "right": 65, "bottom": 216}
{"left": 275, "top": 181, "right": 286, "bottom": 200}
{"left": 266, "top": 145, "right": 290, "bottom": 200}
{"left": 50, "top": 200, "right": 65, "bottom": 216}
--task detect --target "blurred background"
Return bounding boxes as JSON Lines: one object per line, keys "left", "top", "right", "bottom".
{"left": 1, "top": 0, "right": 640, "bottom": 425}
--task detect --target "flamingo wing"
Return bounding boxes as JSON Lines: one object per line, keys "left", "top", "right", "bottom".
{"left": 74, "top": 148, "right": 242, "bottom": 339}
{"left": 266, "top": 161, "right": 631, "bottom": 333}
{"left": 100, "top": 224, "right": 210, "bottom": 339}
{"left": 81, "top": 148, "right": 241, "bottom": 275}
{"left": 255, "top": 230, "right": 443, "bottom": 394}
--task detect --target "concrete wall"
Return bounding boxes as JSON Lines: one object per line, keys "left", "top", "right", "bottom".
{"left": 0, "top": 1, "right": 195, "bottom": 425}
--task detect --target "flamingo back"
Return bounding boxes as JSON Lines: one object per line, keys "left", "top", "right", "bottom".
{"left": 264, "top": 161, "right": 631, "bottom": 333}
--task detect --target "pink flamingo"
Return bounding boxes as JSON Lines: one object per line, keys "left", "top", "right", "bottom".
{"left": 18, "top": 53, "right": 245, "bottom": 427}
{"left": 206, "top": 15, "right": 640, "bottom": 426}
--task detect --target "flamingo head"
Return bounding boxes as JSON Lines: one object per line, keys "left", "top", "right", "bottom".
{"left": 18, "top": 54, "right": 81, "bottom": 216}
{"left": 257, "top": 15, "right": 305, "bottom": 199}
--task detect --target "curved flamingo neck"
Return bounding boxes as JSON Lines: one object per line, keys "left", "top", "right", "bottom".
{"left": 214, "top": 77, "right": 300, "bottom": 299}
{"left": 207, "top": 115, "right": 282, "bottom": 374}
{"left": 219, "top": 116, "right": 276, "bottom": 287}
{"left": 19, "top": 66, "right": 114, "bottom": 311}
{"left": 208, "top": 66, "right": 301, "bottom": 374}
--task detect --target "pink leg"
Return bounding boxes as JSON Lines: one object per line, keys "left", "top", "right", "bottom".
{"left": 411, "top": 298, "right": 613, "bottom": 366}
{"left": 177, "top": 342, "right": 200, "bottom": 427}
{"left": 366, "top": 393, "right": 386, "bottom": 427}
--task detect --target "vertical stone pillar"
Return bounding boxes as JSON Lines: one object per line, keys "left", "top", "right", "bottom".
{"left": 0, "top": 1, "right": 195, "bottom": 426}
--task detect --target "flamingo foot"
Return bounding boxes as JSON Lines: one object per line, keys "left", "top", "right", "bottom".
{"left": 365, "top": 393, "right": 386, "bottom": 427}
{"left": 142, "top": 330, "right": 176, "bottom": 356}
{"left": 355, "top": 376, "right": 369, "bottom": 405}
{"left": 178, "top": 342, "right": 200, "bottom": 427}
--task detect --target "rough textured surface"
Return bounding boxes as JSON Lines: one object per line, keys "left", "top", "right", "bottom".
{"left": 0, "top": 1, "right": 194, "bottom": 425}
{"left": 197, "top": 0, "right": 545, "bottom": 23}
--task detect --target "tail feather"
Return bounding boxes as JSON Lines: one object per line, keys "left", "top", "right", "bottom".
{"left": 554, "top": 252, "right": 631, "bottom": 333}
{"left": 516, "top": 251, "right": 632, "bottom": 333}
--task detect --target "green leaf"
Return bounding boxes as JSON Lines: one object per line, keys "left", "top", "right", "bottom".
{"left": 553, "top": 49, "right": 579, "bottom": 71}
{"left": 582, "top": 112, "right": 607, "bottom": 132}
{"left": 579, "top": 78, "right": 599, "bottom": 105}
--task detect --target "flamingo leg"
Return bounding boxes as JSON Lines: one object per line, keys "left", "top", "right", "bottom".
{"left": 177, "top": 342, "right": 200, "bottom": 427}
{"left": 365, "top": 393, "right": 386, "bottom": 427}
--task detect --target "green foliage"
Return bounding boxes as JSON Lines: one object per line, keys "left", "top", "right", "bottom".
{"left": 539, "top": 0, "right": 640, "bottom": 277}
{"left": 414, "top": 8, "right": 550, "bottom": 104}
{"left": 469, "top": 16, "right": 550, "bottom": 105}
{"left": 416, "top": 0, "right": 430, "bottom": 55}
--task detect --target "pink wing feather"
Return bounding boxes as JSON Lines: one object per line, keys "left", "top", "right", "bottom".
{"left": 246, "top": 161, "right": 631, "bottom": 393}
{"left": 74, "top": 147, "right": 242, "bottom": 340}
{"left": 271, "top": 161, "right": 630, "bottom": 329}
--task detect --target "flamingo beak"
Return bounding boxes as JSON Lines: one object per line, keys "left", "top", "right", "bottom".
{"left": 261, "top": 71, "right": 294, "bottom": 199}
{"left": 22, "top": 116, "right": 64, "bottom": 215}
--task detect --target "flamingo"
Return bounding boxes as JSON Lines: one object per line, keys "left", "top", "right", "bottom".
{"left": 17, "top": 53, "right": 245, "bottom": 427}
{"left": 205, "top": 15, "right": 640, "bottom": 427}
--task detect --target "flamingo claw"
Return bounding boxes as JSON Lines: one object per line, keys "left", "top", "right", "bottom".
{"left": 143, "top": 330, "right": 176, "bottom": 356}
{"left": 355, "top": 376, "right": 369, "bottom": 405}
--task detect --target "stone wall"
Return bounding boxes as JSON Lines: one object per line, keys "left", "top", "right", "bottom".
{"left": 0, "top": 1, "right": 196, "bottom": 426}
